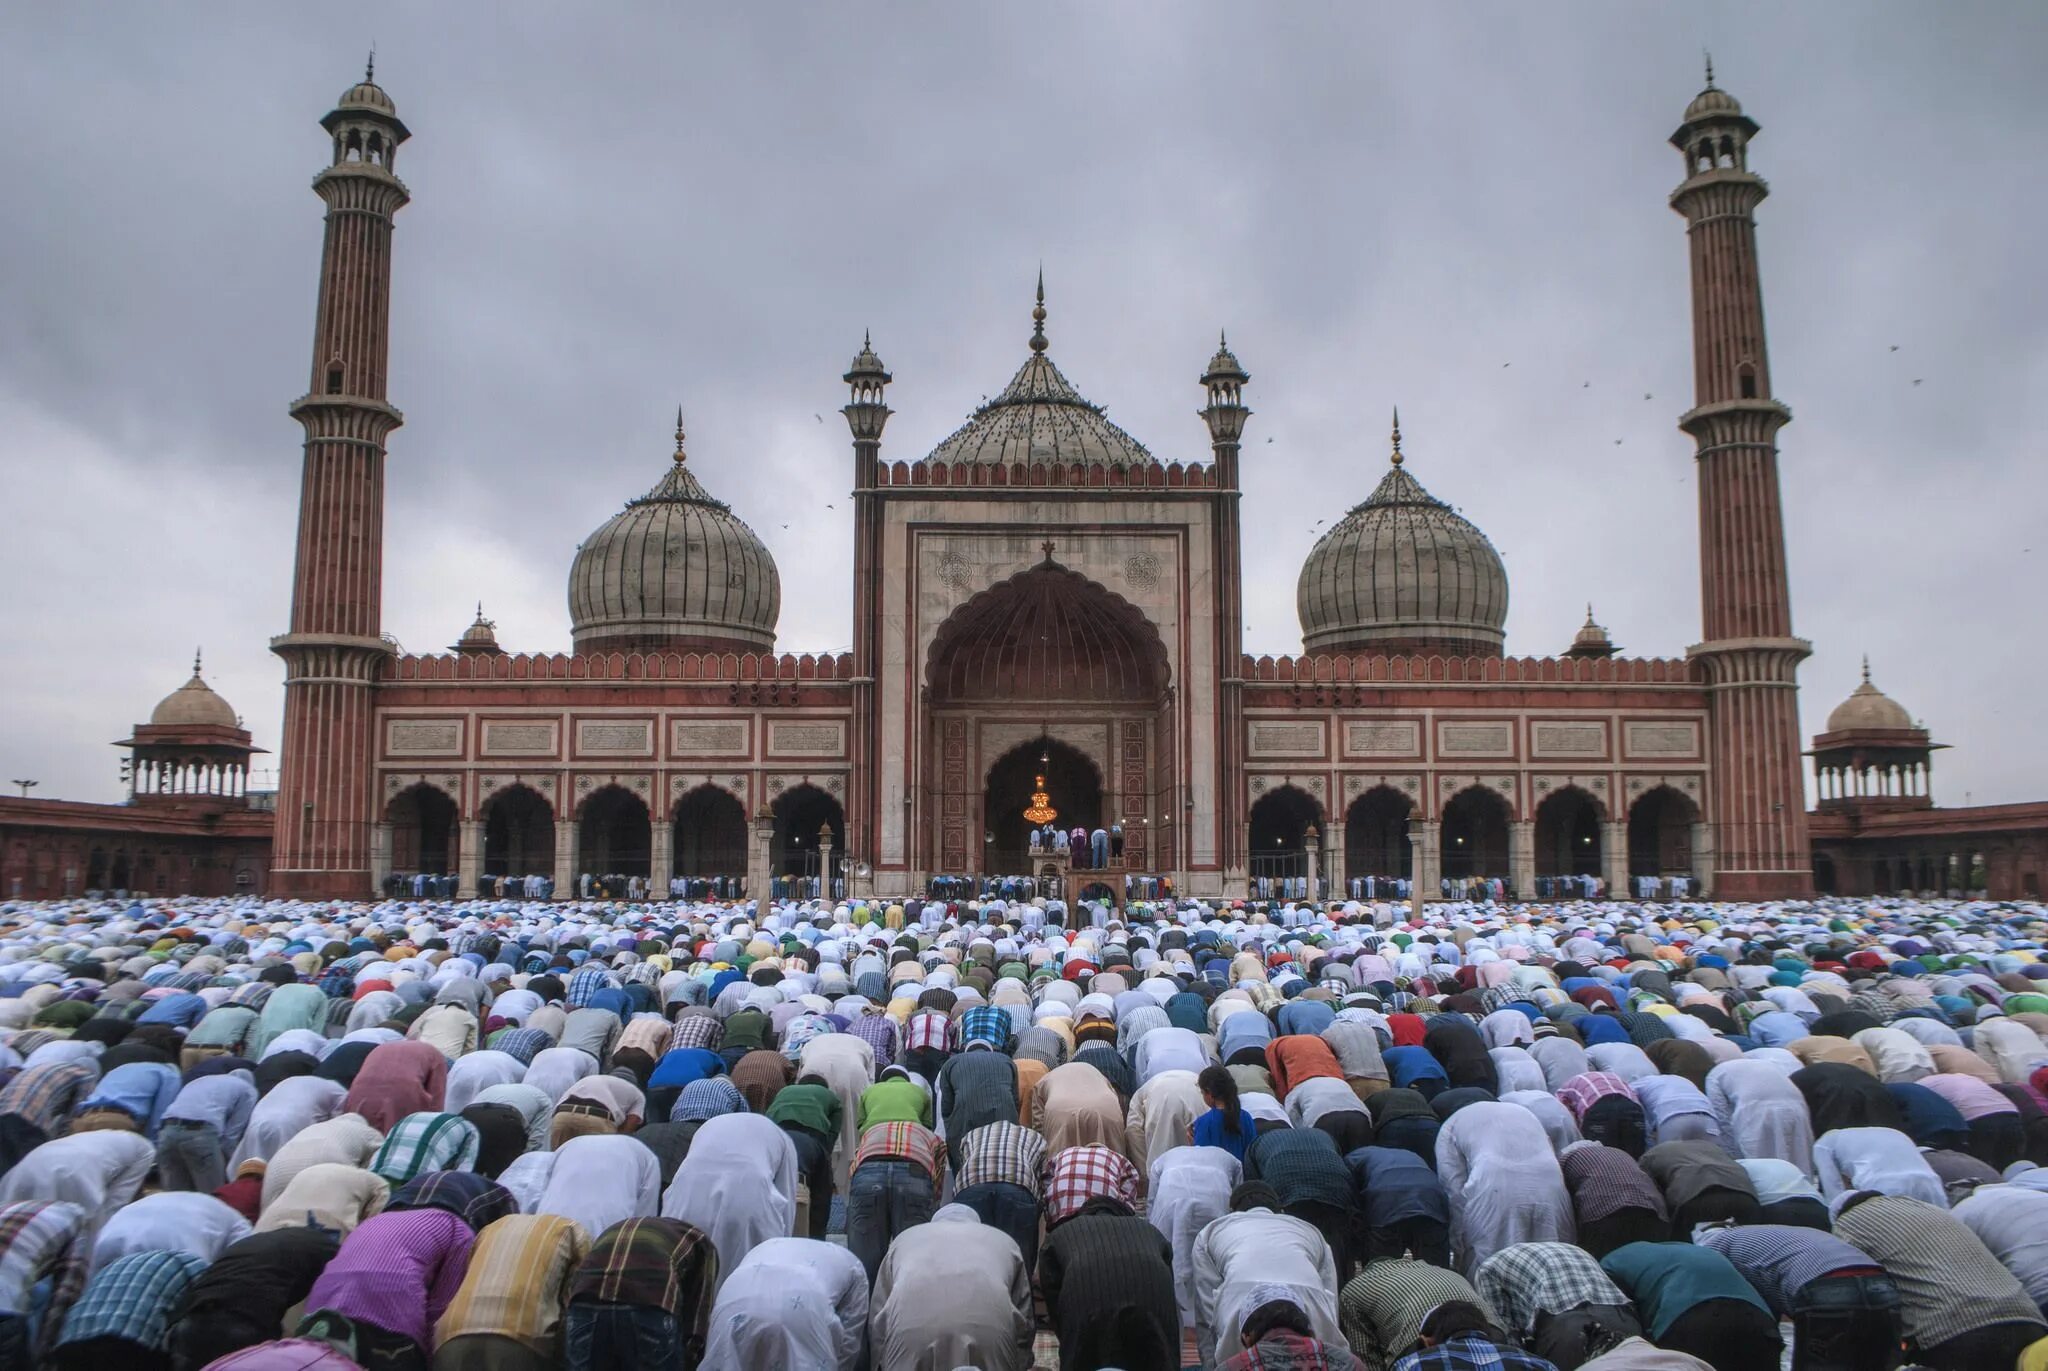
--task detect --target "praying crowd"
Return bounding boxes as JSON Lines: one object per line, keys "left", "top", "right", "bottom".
{"left": 0, "top": 893, "right": 2044, "bottom": 1371}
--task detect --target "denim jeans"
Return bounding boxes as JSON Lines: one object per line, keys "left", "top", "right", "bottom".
{"left": 563, "top": 1301, "right": 683, "bottom": 1371}
{"left": 1790, "top": 1273, "right": 1901, "bottom": 1371}
{"left": 954, "top": 1180, "right": 1039, "bottom": 1270}
{"left": 846, "top": 1160, "right": 935, "bottom": 1284}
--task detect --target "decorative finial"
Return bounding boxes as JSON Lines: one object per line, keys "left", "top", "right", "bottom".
{"left": 672, "top": 406, "right": 687, "bottom": 464}
{"left": 1030, "top": 268, "right": 1048, "bottom": 355}
{"left": 476, "top": 601, "right": 484, "bottom": 620}
{"left": 1585, "top": 603, "right": 1596, "bottom": 625}
{"left": 1861, "top": 654, "right": 1871, "bottom": 684}
{"left": 1040, "top": 538, "right": 1056, "bottom": 563}
{"left": 1703, "top": 49, "right": 1714, "bottom": 89}
{"left": 1390, "top": 406, "right": 1404, "bottom": 467}
{"left": 1219, "top": 328, "right": 1228, "bottom": 349}
{"left": 863, "top": 327, "right": 871, "bottom": 349}
{"left": 366, "top": 47, "right": 375, "bottom": 84}
{"left": 193, "top": 648, "right": 203, "bottom": 677}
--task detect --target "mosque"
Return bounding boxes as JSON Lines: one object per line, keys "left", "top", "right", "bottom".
{"left": 3, "top": 69, "right": 2044, "bottom": 904}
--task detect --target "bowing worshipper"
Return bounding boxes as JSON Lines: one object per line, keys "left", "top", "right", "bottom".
{"left": 540, "top": 1134, "right": 661, "bottom": 1241}
{"left": 561, "top": 1217, "right": 719, "bottom": 1371}
{"left": 256, "top": 1161, "right": 391, "bottom": 1236}
{"left": 1975, "top": 1018, "right": 2048, "bottom": 1085}
{"left": 1035, "top": 1058, "right": 1131, "bottom": 1156}
{"left": 1390, "top": 1298, "right": 1560, "bottom": 1371}
{"left": 469, "top": 1082, "right": 555, "bottom": 1157}
{"left": 1503, "top": 1090, "right": 1585, "bottom": 1153}
{"left": 1286, "top": 1074, "right": 1377, "bottom": 1154}
{"left": 460, "top": 1101, "right": 531, "bottom": 1179}
{"left": 1149, "top": 1143, "right": 1240, "bottom": 1329}
{"left": 1628, "top": 1074, "right": 1718, "bottom": 1147}
{"left": 522, "top": 1048, "right": 600, "bottom": 1106}
{"left": 1133, "top": 1023, "right": 1213, "bottom": 1085}
{"left": 1811, "top": 1126, "right": 1948, "bottom": 1207}
{"left": 1347, "top": 1145, "right": 1451, "bottom": 1267}
{"left": 166, "top": 1227, "right": 341, "bottom": 1369}
{"left": 1703, "top": 1057, "right": 1814, "bottom": 1170}
{"left": 1917, "top": 1071, "right": 2030, "bottom": 1169}
{"left": 260, "top": 1110, "right": 387, "bottom": 1209}
{"left": 857, "top": 1062, "right": 933, "bottom": 1131}
{"left": 766, "top": 1075, "right": 843, "bottom": 1238}
{"left": 232, "top": 1073, "right": 350, "bottom": 1168}
{"left": 1338, "top": 1258, "right": 1500, "bottom": 1371}
{"left": 50, "top": 1248, "right": 208, "bottom": 1371}
{"left": 1693, "top": 1222, "right": 1903, "bottom": 1371}
{"left": 1128, "top": 1067, "right": 1207, "bottom": 1175}
{"left": 432, "top": 1213, "right": 590, "bottom": 1371}
{"left": 249, "top": 983, "right": 329, "bottom": 1059}
{"left": 1832, "top": 1190, "right": 2048, "bottom": 1370}
{"left": 154, "top": 1068, "right": 257, "bottom": 1193}
{"left": 953, "top": 1119, "right": 1047, "bottom": 1268}
{"left": 1795, "top": 1062, "right": 1904, "bottom": 1135}
{"left": 1219, "top": 1288, "right": 1365, "bottom": 1371}
{"left": 1574, "top": 1339, "right": 1713, "bottom": 1371}
{"left": 1366, "top": 1089, "right": 1443, "bottom": 1168}
{"left": 90, "top": 1190, "right": 250, "bottom": 1273}
{"left": 1951, "top": 1184, "right": 2048, "bottom": 1315}
{"left": 1436, "top": 1101, "right": 1575, "bottom": 1274}
{"left": 0, "top": 1201, "right": 90, "bottom": 1367}
{"left": 441, "top": 1050, "right": 526, "bottom": 1116}
{"left": 1597, "top": 1241, "right": 1782, "bottom": 1371}
{"left": 1266, "top": 1032, "right": 1349, "bottom": 1099}
{"left": 0, "top": 1059, "right": 99, "bottom": 1136}
{"left": 1192, "top": 1063, "right": 1259, "bottom": 1161}
{"left": 71, "top": 1059, "right": 181, "bottom": 1134}
{"left": 698, "top": 1237, "right": 868, "bottom": 1371}
{"left": 1193, "top": 1184, "right": 1347, "bottom": 1369}
{"left": 1423, "top": 1016, "right": 1499, "bottom": 1094}
{"left": 1475, "top": 1242, "right": 1642, "bottom": 1371}
{"left": 1636, "top": 1139, "right": 1760, "bottom": 1229}
{"left": 1531, "top": 1036, "right": 1593, "bottom": 1093}
{"left": 408, "top": 1002, "right": 479, "bottom": 1062}
{"left": 936, "top": 1037, "right": 1018, "bottom": 1155}
{"left": 1384, "top": 1046, "right": 1451, "bottom": 1100}
{"left": 1556, "top": 1142, "right": 1670, "bottom": 1257}
{"left": 0, "top": 1128, "right": 154, "bottom": 1234}
{"left": 371, "top": 1112, "right": 482, "bottom": 1188}
{"left": 1243, "top": 1128, "right": 1358, "bottom": 1278}
{"left": 298, "top": 1203, "right": 476, "bottom": 1368}
{"left": 1324, "top": 1018, "right": 1392, "bottom": 1100}
{"left": 1555, "top": 1072, "right": 1648, "bottom": 1157}
{"left": 344, "top": 1040, "right": 450, "bottom": 1134}
{"left": 1738, "top": 1158, "right": 1831, "bottom": 1230}
{"left": 1642, "top": 1038, "right": 1714, "bottom": 1091}
{"left": 550, "top": 1074, "right": 646, "bottom": 1148}
{"left": 661, "top": 1112, "right": 799, "bottom": 1295}
{"left": 869, "top": 1206, "right": 1034, "bottom": 1371}
{"left": 1037, "top": 1193, "right": 1182, "bottom": 1371}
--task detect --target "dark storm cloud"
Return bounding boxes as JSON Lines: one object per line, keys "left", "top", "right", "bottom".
{"left": 2, "top": 3, "right": 2044, "bottom": 805}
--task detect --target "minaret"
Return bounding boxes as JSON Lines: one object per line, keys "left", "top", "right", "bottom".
{"left": 268, "top": 62, "right": 411, "bottom": 898}
{"left": 1670, "top": 64, "right": 1812, "bottom": 897}
{"left": 843, "top": 330, "right": 892, "bottom": 894}
{"left": 1201, "top": 333, "right": 1250, "bottom": 888}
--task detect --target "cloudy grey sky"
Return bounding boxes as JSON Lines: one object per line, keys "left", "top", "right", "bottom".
{"left": 3, "top": 3, "right": 2044, "bottom": 807}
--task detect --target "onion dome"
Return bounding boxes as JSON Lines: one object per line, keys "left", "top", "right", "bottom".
{"left": 149, "top": 651, "right": 239, "bottom": 728}
{"left": 1566, "top": 605, "right": 1618, "bottom": 659}
{"left": 567, "top": 411, "right": 780, "bottom": 654}
{"left": 927, "top": 274, "right": 1155, "bottom": 468}
{"left": 451, "top": 605, "right": 502, "bottom": 655}
{"left": 1296, "top": 411, "right": 1508, "bottom": 656}
{"left": 1825, "top": 658, "right": 1916, "bottom": 733}
{"left": 1684, "top": 85, "right": 1742, "bottom": 121}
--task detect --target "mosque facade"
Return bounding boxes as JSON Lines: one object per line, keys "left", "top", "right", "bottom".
{"left": 6, "top": 70, "right": 2045, "bottom": 904}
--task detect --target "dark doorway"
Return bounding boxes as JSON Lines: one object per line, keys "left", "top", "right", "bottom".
{"left": 483, "top": 785, "right": 553, "bottom": 876}
{"left": 1534, "top": 787, "right": 1603, "bottom": 877}
{"left": 579, "top": 786, "right": 651, "bottom": 880}
{"left": 674, "top": 786, "right": 747, "bottom": 878}
{"left": 388, "top": 784, "right": 457, "bottom": 874}
{"left": 1345, "top": 786, "right": 1413, "bottom": 879}
{"left": 1627, "top": 786, "right": 1697, "bottom": 877}
{"left": 984, "top": 738, "right": 1102, "bottom": 874}
{"left": 1442, "top": 786, "right": 1510, "bottom": 880}
{"left": 772, "top": 785, "right": 846, "bottom": 879}
{"left": 1249, "top": 785, "right": 1322, "bottom": 891}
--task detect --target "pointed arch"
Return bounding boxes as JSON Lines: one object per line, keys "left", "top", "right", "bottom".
{"left": 481, "top": 783, "right": 553, "bottom": 877}
{"left": 1627, "top": 784, "right": 1699, "bottom": 879}
{"left": 578, "top": 784, "right": 651, "bottom": 880}
{"left": 1344, "top": 785, "right": 1413, "bottom": 880}
{"left": 386, "top": 781, "right": 458, "bottom": 876}
{"left": 1442, "top": 784, "right": 1510, "bottom": 880}
{"left": 1534, "top": 785, "right": 1604, "bottom": 878}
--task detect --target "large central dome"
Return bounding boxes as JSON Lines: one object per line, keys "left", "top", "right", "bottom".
{"left": 1297, "top": 416, "right": 1508, "bottom": 657}
{"left": 568, "top": 416, "right": 780, "bottom": 654}
{"left": 926, "top": 279, "right": 1155, "bottom": 468}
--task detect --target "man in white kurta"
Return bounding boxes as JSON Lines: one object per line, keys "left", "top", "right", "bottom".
{"left": 1149, "top": 1145, "right": 1240, "bottom": 1330}
{"left": 798, "top": 1032, "right": 876, "bottom": 1189}
{"left": 1435, "top": 1101, "right": 1575, "bottom": 1274}
{"left": 699, "top": 1236, "right": 868, "bottom": 1371}
{"left": 1191, "top": 1203, "right": 1343, "bottom": 1368}
{"left": 540, "top": 1133, "right": 660, "bottom": 1238}
{"left": 1704, "top": 1058, "right": 1815, "bottom": 1173}
{"left": 868, "top": 1207, "right": 1032, "bottom": 1371}
{"left": 661, "top": 1113, "right": 799, "bottom": 1296}
{"left": 1811, "top": 1126, "right": 1948, "bottom": 1207}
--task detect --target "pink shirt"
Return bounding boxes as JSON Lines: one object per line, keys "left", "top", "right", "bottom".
{"left": 304, "top": 1208, "right": 474, "bottom": 1349}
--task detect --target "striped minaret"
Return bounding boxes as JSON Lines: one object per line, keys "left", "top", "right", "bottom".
{"left": 1671, "top": 65, "right": 1812, "bottom": 898}
{"left": 269, "top": 62, "right": 410, "bottom": 898}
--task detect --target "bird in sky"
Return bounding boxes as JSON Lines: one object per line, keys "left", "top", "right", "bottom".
{"left": 1890, "top": 345, "right": 1900, "bottom": 352}
{"left": 1614, "top": 439, "right": 1624, "bottom": 446}
{"left": 1913, "top": 379, "right": 1923, "bottom": 386}
{"left": 1265, "top": 437, "right": 1274, "bottom": 444}
{"left": 814, "top": 414, "right": 823, "bottom": 423}
{"left": 1583, "top": 381, "right": 1590, "bottom": 388}
{"left": 1644, "top": 393, "right": 1653, "bottom": 400}
{"left": 1502, "top": 362, "right": 1511, "bottom": 368}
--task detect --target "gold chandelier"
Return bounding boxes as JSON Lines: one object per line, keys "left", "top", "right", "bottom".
{"left": 1022, "top": 766, "right": 1058, "bottom": 826}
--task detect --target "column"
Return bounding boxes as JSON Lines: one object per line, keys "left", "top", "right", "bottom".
{"left": 650, "top": 819, "right": 674, "bottom": 897}
{"left": 1603, "top": 820, "right": 1629, "bottom": 900}
{"left": 368, "top": 822, "right": 393, "bottom": 898}
{"left": 1691, "top": 822, "right": 1715, "bottom": 897}
{"left": 818, "top": 825, "right": 836, "bottom": 903}
{"left": 1509, "top": 821, "right": 1535, "bottom": 902}
{"left": 457, "top": 820, "right": 482, "bottom": 899}
{"left": 1325, "top": 823, "right": 1347, "bottom": 903}
{"left": 1410, "top": 820, "right": 1440, "bottom": 918}
{"left": 747, "top": 815, "right": 774, "bottom": 903}
{"left": 553, "top": 820, "right": 576, "bottom": 900}
{"left": 1305, "top": 826, "right": 1323, "bottom": 903}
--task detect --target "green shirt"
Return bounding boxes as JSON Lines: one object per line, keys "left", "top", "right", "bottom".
{"left": 858, "top": 1078, "right": 932, "bottom": 1132}
{"left": 766, "top": 1083, "right": 843, "bottom": 1139}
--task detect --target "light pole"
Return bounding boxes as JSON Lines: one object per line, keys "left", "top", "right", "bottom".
{"left": 9, "top": 780, "right": 36, "bottom": 800}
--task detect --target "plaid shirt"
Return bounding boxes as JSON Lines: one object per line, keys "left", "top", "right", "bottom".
{"left": 1390, "top": 1334, "right": 1557, "bottom": 1371}
{"left": 954, "top": 1005, "right": 1013, "bottom": 1053}
{"left": 436, "top": 1213, "right": 589, "bottom": 1350}
{"left": 852, "top": 1122, "right": 946, "bottom": 1188}
{"left": 0, "top": 1062, "right": 95, "bottom": 1134}
{"left": 390, "top": 1170, "right": 518, "bottom": 1233}
{"left": 570, "top": 1216, "right": 719, "bottom": 1360}
{"left": 1472, "top": 1242, "right": 1629, "bottom": 1337}
{"left": 1220, "top": 1329, "right": 1365, "bottom": 1370}
{"left": 1042, "top": 1144, "right": 1140, "bottom": 1226}
{"left": 371, "top": 1112, "right": 481, "bottom": 1185}
{"left": 57, "top": 1249, "right": 207, "bottom": 1353}
{"left": 903, "top": 1010, "right": 951, "bottom": 1055}
{"left": 955, "top": 1121, "right": 1047, "bottom": 1195}
{"left": 1554, "top": 1071, "right": 1639, "bottom": 1122}
{"left": 847, "top": 1014, "right": 898, "bottom": 1070}
{"left": 668, "top": 1014, "right": 724, "bottom": 1052}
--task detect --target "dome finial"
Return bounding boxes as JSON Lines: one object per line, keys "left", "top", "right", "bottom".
{"left": 673, "top": 406, "right": 687, "bottom": 464}
{"left": 193, "top": 647, "right": 202, "bottom": 677}
{"left": 1585, "top": 603, "right": 1596, "bottom": 624}
{"left": 1861, "top": 653, "right": 1871, "bottom": 684}
{"left": 1702, "top": 48, "right": 1714, "bottom": 90}
{"left": 1030, "top": 267, "right": 1048, "bottom": 355}
{"left": 366, "top": 47, "right": 375, "bottom": 84}
{"left": 1390, "top": 406, "right": 1404, "bottom": 467}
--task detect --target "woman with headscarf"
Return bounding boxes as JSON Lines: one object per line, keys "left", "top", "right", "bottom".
{"left": 660, "top": 1113, "right": 799, "bottom": 1296}
{"left": 343, "top": 1040, "right": 450, "bottom": 1134}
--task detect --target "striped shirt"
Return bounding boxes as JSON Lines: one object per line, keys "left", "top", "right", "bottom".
{"left": 1832, "top": 1195, "right": 2046, "bottom": 1348}
{"left": 371, "top": 1112, "right": 481, "bottom": 1186}
{"left": 0, "top": 1062, "right": 96, "bottom": 1133}
{"left": 1693, "top": 1225, "right": 1879, "bottom": 1314}
{"left": 903, "top": 1010, "right": 951, "bottom": 1055}
{"left": 435, "top": 1213, "right": 590, "bottom": 1351}
{"left": 955, "top": 1121, "right": 1047, "bottom": 1194}
{"left": 1340, "top": 1260, "right": 1498, "bottom": 1371}
{"left": 852, "top": 1121, "right": 946, "bottom": 1185}
{"left": 304, "top": 1208, "right": 476, "bottom": 1350}
{"left": 0, "top": 1200, "right": 85, "bottom": 1314}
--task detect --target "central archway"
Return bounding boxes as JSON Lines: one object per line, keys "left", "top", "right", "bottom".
{"left": 483, "top": 785, "right": 552, "bottom": 876}
{"left": 387, "top": 783, "right": 456, "bottom": 875}
{"left": 1345, "top": 786, "right": 1413, "bottom": 881}
{"left": 1249, "top": 785, "right": 1322, "bottom": 895}
{"left": 578, "top": 785, "right": 650, "bottom": 882}
{"left": 1534, "top": 786, "right": 1603, "bottom": 878}
{"left": 985, "top": 738, "right": 1103, "bottom": 874}
{"left": 673, "top": 785, "right": 746, "bottom": 879}
{"left": 1442, "top": 785, "right": 1510, "bottom": 881}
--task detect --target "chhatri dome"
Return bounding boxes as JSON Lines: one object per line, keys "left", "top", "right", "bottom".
{"left": 567, "top": 411, "right": 781, "bottom": 654}
{"left": 1825, "top": 658, "right": 1918, "bottom": 733}
{"left": 1296, "top": 411, "right": 1509, "bottom": 656}
{"left": 149, "top": 652, "right": 240, "bottom": 729}
{"left": 926, "top": 276, "right": 1156, "bottom": 468}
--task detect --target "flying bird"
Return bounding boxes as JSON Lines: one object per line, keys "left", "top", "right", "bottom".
{"left": 1889, "top": 345, "right": 1900, "bottom": 352}
{"left": 1582, "top": 382, "right": 1590, "bottom": 388}
{"left": 1913, "top": 379, "right": 1923, "bottom": 386}
{"left": 1265, "top": 437, "right": 1274, "bottom": 444}
{"left": 814, "top": 414, "right": 823, "bottom": 423}
{"left": 1644, "top": 393, "right": 1653, "bottom": 400}
{"left": 1614, "top": 439, "right": 1624, "bottom": 446}
{"left": 1502, "top": 362, "right": 1511, "bottom": 368}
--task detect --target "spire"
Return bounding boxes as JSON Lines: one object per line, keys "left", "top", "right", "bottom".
{"left": 1585, "top": 603, "right": 1597, "bottom": 625}
{"left": 1029, "top": 268, "right": 1048, "bottom": 355}
{"left": 193, "top": 648, "right": 203, "bottom": 678}
{"left": 1390, "top": 407, "right": 1404, "bottom": 467}
{"left": 1702, "top": 49, "right": 1714, "bottom": 89}
{"left": 672, "top": 406, "right": 687, "bottom": 464}
{"left": 366, "top": 49, "right": 375, "bottom": 83}
{"left": 1861, "top": 653, "right": 1871, "bottom": 684}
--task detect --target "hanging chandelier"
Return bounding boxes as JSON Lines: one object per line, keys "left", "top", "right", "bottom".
{"left": 1022, "top": 768, "right": 1058, "bottom": 826}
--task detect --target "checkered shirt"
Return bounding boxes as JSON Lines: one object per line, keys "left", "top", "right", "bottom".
{"left": 668, "top": 1013, "right": 724, "bottom": 1052}
{"left": 955, "top": 1121, "right": 1047, "bottom": 1195}
{"left": 1042, "top": 1144, "right": 1140, "bottom": 1226}
{"left": 371, "top": 1111, "right": 481, "bottom": 1185}
{"left": 853, "top": 1121, "right": 947, "bottom": 1190}
{"left": 847, "top": 1013, "right": 899, "bottom": 1070}
{"left": 1472, "top": 1242, "right": 1629, "bottom": 1337}
{"left": 904, "top": 1010, "right": 952, "bottom": 1055}
{"left": 955, "top": 1004, "right": 1014, "bottom": 1053}
{"left": 1390, "top": 1333, "right": 1559, "bottom": 1371}
{"left": 57, "top": 1250, "right": 207, "bottom": 1353}
{"left": 0, "top": 1062, "right": 96, "bottom": 1134}
{"left": 1554, "top": 1071, "right": 1639, "bottom": 1122}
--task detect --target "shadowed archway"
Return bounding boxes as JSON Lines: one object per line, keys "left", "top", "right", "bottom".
{"left": 578, "top": 785, "right": 651, "bottom": 881}
{"left": 1443, "top": 785, "right": 1510, "bottom": 880}
{"left": 1345, "top": 786, "right": 1413, "bottom": 880}
{"left": 387, "top": 783, "right": 457, "bottom": 875}
{"left": 1628, "top": 785, "right": 1698, "bottom": 878}
{"left": 986, "top": 737, "right": 1103, "bottom": 873}
{"left": 673, "top": 785, "right": 746, "bottom": 878}
{"left": 1535, "top": 786, "right": 1603, "bottom": 878}
{"left": 483, "top": 785, "right": 553, "bottom": 876}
